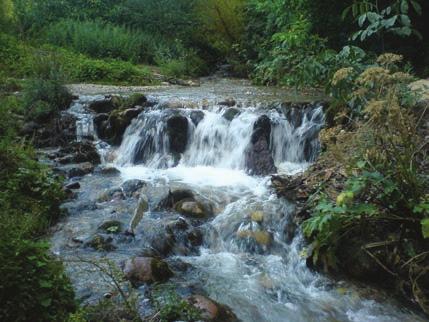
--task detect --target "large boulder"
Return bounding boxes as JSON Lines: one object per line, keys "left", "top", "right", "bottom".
{"left": 166, "top": 115, "right": 189, "bottom": 154}
{"left": 123, "top": 257, "right": 173, "bottom": 286}
{"left": 88, "top": 97, "right": 118, "bottom": 113}
{"left": 245, "top": 115, "right": 276, "bottom": 176}
{"left": 95, "top": 106, "right": 144, "bottom": 145}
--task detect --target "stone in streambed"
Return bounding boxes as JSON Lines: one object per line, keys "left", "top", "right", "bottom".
{"left": 121, "top": 179, "right": 146, "bottom": 198}
{"left": 66, "top": 162, "right": 95, "bottom": 178}
{"left": 123, "top": 257, "right": 173, "bottom": 286}
{"left": 166, "top": 115, "right": 189, "bottom": 154}
{"left": 187, "top": 295, "right": 239, "bottom": 322}
{"left": 157, "top": 189, "right": 195, "bottom": 209}
{"left": 250, "top": 211, "right": 264, "bottom": 223}
{"left": 175, "top": 201, "right": 206, "bottom": 218}
{"left": 99, "top": 220, "right": 122, "bottom": 234}
{"left": 85, "top": 234, "right": 116, "bottom": 251}
{"left": 65, "top": 181, "right": 80, "bottom": 190}
{"left": 237, "top": 230, "right": 272, "bottom": 246}
{"left": 245, "top": 115, "right": 277, "bottom": 176}
{"left": 126, "top": 195, "right": 149, "bottom": 235}
{"left": 222, "top": 107, "right": 240, "bottom": 121}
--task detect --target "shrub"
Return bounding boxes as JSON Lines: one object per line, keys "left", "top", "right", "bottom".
{"left": 0, "top": 236, "right": 76, "bottom": 322}
{"left": 44, "top": 19, "right": 159, "bottom": 63}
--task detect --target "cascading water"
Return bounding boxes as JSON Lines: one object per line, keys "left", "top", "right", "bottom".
{"left": 53, "top": 80, "right": 424, "bottom": 322}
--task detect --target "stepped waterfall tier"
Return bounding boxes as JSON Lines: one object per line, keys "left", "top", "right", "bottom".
{"left": 51, "top": 80, "right": 424, "bottom": 322}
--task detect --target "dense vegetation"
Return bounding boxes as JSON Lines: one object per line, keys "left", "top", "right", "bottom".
{"left": 0, "top": 0, "right": 428, "bottom": 320}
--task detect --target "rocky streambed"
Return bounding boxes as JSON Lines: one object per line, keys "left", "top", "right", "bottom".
{"left": 38, "top": 79, "right": 426, "bottom": 321}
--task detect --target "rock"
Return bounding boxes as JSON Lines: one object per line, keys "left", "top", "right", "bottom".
{"left": 65, "top": 182, "right": 80, "bottom": 190}
{"left": 97, "top": 187, "right": 125, "bottom": 202}
{"left": 99, "top": 220, "right": 122, "bottom": 234}
{"left": 67, "top": 162, "right": 94, "bottom": 178}
{"left": 190, "top": 110, "right": 205, "bottom": 126}
{"left": 88, "top": 97, "right": 116, "bottom": 113}
{"left": 121, "top": 179, "right": 146, "bottom": 198}
{"left": 93, "top": 113, "right": 109, "bottom": 129}
{"left": 219, "top": 98, "right": 236, "bottom": 107}
{"left": 222, "top": 108, "right": 240, "bottom": 121}
{"left": 86, "top": 234, "right": 116, "bottom": 251}
{"left": 166, "top": 115, "right": 189, "bottom": 154}
{"left": 157, "top": 189, "right": 195, "bottom": 209}
{"left": 127, "top": 195, "right": 149, "bottom": 235}
{"left": 175, "top": 200, "right": 210, "bottom": 219}
{"left": 95, "top": 166, "right": 121, "bottom": 176}
{"left": 237, "top": 230, "right": 272, "bottom": 246}
{"left": 250, "top": 211, "right": 264, "bottom": 223}
{"left": 245, "top": 115, "right": 276, "bottom": 176}
{"left": 123, "top": 257, "right": 173, "bottom": 286}
{"left": 187, "top": 295, "right": 238, "bottom": 322}
{"left": 57, "top": 141, "right": 100, "bottom": 165}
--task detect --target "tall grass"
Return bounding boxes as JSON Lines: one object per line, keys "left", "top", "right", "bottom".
{"left": 44, "top": 19, "right": 161, "bottom": 63}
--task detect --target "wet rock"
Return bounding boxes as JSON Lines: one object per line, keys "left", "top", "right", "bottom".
{"left": 245, "top": 115, "right": 276, "bottom": 176}
{"left": 65, "top": 181, "right": 80, "bottom": 190}
{"left": 166, "top": 115, "right": 189, "bottom": 154}
{"left": 219, "top": 98, "right": 236, "bottom": 107}
{"left": 123, "top": 257, "right": 173, "bottom": 286}
{"left": 67, "top": 162, "right": 95, "bottom": 178}
{"left": 250, "top": 211, "right": 264, "bottom": 223}
{"left": 237, "top": 230, "right": 272, "bottom": 246}
{"left": 99, "top": 220, "right": 122, "bottom": 234}
{"left": 95, "top": 166, "right": 121, "bottom": 176}
{"left": 187, "top": 295, "right": 238, "bottom": 322}
{"left": 96, "top": 106, "right": 144, "bottom": 145}
{"left": 57, "top": 140, "right": 100, "bottom": 165}
{"left": 190, "top": 110, "right": 205, "bottom": 126}
{"left": 93, "top": 113, "right": 109, "bottom": 128}
{"left": 175, "top": 200, "right": 210, "bottom": 219}
{"left": 222, "top": 108, "right": 240, "bottom": 121}
{"left": 121, "top": 179, "right": 146, "bottom": 198}
{"left": 127, "top": 195, "right": 149, "bottom": 235}
{"left": 97, "top": 187, "right": 125, "bottom": 202}
{"left": 157, "top": 189, "right": 195, "bottom": 209}
{"left": 86, "top": 234, "right": 116, "bottom": 251}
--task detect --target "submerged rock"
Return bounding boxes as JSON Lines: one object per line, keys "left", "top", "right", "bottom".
{"left": 123, "top": 257, "right": 173, "bottom": 286}
{"left": 85, "top": 234, "right": 116, "bottom": 251}
{"left": 245, "top": 115, "right": 277, "bottom": 176}
{"left": 99, "top": 220, "right": 122, "bottom": 234}
{"left": 121, "top": 179, "right": 146, "bottom": 198}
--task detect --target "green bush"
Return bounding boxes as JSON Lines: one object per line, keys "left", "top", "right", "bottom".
{"left": 0, "top": 95, "right": 75, "bottom": 321}
{"left": 0, "top": 236, "right": 76, "bottom": 322}
{"left": 44, "top": 19, "right": 159, "bottom": 63}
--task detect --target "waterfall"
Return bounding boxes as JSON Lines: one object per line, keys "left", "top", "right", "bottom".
{"left": 114, "top": 101, "right": 325, "bottom": 174}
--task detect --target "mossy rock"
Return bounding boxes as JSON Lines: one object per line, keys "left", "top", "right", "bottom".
{"left": 98, "top": 220, "right": 122, "bottom": 234}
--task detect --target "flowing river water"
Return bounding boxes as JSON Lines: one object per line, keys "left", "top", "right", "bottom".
{"left": 52, "top": 79, "right": 425, "bottom": 321}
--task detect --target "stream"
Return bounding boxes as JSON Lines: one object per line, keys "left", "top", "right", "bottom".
{"left": 52, "top": 78, "right": 424, "bottom": 321}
